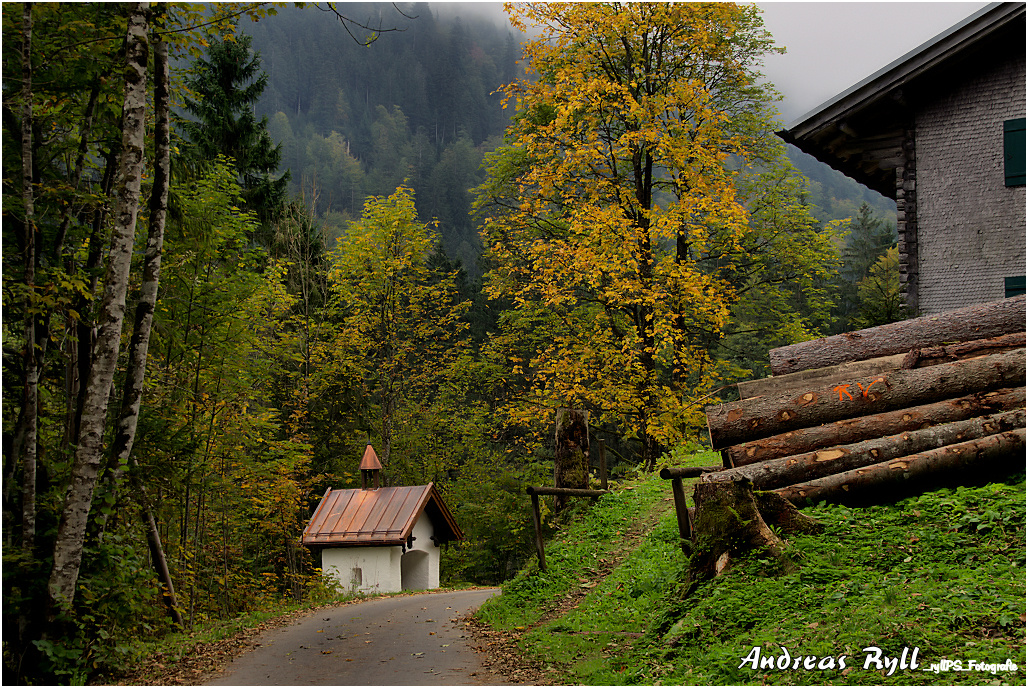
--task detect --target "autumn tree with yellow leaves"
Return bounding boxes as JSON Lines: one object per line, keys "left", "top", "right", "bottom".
{"left": 477, "top": 2, "right": 840, "bottom": 469}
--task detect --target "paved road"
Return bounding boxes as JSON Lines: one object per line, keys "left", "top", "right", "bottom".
{"left": 205, "top": 588, "right": 503, "bottom": 685}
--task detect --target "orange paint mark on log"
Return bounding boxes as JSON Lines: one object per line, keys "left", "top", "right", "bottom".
{"left": 834, "top": 384, "right": 853, "bottom": 401}
{"left": 815, "top": 449, "right": 845, "bottom": 461}
{"left": 855, "top": 377, "right": 886, "bottom": 399}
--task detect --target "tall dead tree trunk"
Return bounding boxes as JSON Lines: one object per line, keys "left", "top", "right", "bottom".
{"left": 724, "top": 387, "right": 1025, "bottom": 467}
{"left": 18, "top": 2, "right": 38, "bottom": 552}
{"left": 707, "top": 349, "right": 1025, "bottom": 449}
{"left": 48, "top": 3, "right": 149, "bottom": 611}
{"left": 777, "top": 428, "right": 1026, "bottom": 506}
{"left": 768, "top": 295, "right": 1025, "bottom": 376}
{"left": 554, "top": 408, "right": 589, "bottom": 512}
{"left": 713, "top": 409, "right": 1024, "bottom": 490}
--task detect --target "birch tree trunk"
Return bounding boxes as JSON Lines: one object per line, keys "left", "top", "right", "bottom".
{"left": 105, "top": 32, "right": 169, "bottom": 494}
{"left": 48, "top": 3, "right": 149, "bottom": 610}
{"left": 18, "top": 2, "right": 38, "bottom": 552}
{"left": 94, "top": 33, "right": 182, "bottom": 628}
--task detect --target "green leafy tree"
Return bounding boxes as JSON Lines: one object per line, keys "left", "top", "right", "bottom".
{"left": 477, "top": 2, "right": 809, "bottom": 468}
{"left": 139, "top": 157, "right": 311, "bottom": 624}
{"left": 716, "top": 152, "right": 843, "bottom": 377}
{"left": 3, "top": 4, "right": 285, "bottom": 682}
{"left": 852, "top": 246, "right": 906, "bottom": 329}
{"left": 842, "top": 202, "right": 896, "bottom": 281}
{"left": 315, "top": 186, "right": 468, "bottom": 479}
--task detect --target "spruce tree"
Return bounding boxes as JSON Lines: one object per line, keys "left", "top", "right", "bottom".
{"left": 831, "top": 202, "right": 898, "bottom": 329}
{"left": 841, "top": 202, "right": 897, "bottom": 283}
{"left": 180, "top": 30, "right": 289, "bottom": 229}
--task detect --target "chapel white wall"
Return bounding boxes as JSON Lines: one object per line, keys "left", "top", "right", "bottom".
{"left": 322, "top": 545, "right": 402, "bottom": 594}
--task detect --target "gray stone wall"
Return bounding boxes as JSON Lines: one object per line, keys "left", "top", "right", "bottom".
{"left": 914, "top": 52, "right": 1026, "bottom": 315}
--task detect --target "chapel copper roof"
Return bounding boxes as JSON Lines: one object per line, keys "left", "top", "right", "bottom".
{"left": 301, "top": 482, "right": 463, "bottom": 547}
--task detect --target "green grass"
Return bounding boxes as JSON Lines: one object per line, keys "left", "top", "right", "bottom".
{"left": 476, "top": 461, "right": 1027, "bottom": 686}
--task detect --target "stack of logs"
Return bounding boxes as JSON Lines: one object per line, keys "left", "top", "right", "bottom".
{"left": 705, "top": 294, "right": 1026, "bottom": 506}
{"left": 661, "top": 295, "right": 1025, "bottom": 580}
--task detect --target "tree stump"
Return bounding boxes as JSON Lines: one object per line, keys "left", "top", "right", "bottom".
{"left": 554, "top": 408, "right": 589, "bottom": 512}
{"left": 686, "top": 477, "right": 821, "bottom": 587}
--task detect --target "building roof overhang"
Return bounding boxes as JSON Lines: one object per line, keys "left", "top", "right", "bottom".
{"left": 778, "top": 2, "right": 1026, "bottom": 198}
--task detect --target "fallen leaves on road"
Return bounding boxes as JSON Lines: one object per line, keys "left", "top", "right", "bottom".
{"left": 462, "top": 615, "right": 551, "bottom": 685}
{"left": 107, "top": 600, "right": 362, "bottom": 685}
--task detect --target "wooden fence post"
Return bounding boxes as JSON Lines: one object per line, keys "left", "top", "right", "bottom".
{"left": 529, "top": 492, "right": 547, "bottom": 571}
{"left": 670, "top": 477, "right": 692, "bottom": 554}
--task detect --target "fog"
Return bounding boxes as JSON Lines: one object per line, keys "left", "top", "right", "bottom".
{"left": 430, "top": 1, "right": 508, "bottom": 24}
{"left": 397, "top": 2, "right": 991, "bottom": 124}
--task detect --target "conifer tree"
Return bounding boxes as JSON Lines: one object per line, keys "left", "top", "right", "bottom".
{"left": 180, "top": 29, "right": 289, "bottom": 228}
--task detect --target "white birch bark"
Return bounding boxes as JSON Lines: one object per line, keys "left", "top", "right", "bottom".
{"left": 110, "top": 34, "right": 184, "bottom": 628}
{"left": 48, "top": 2, "right": 150, "bottom": 609}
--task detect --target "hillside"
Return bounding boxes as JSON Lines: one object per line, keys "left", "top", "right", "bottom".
{"left": 244, "top": 2, "right": 521, "bottom": 271}
{"left": 474, "top": 451, "right": 1026, "bottom": 685}
{"left": 244, "top": 4, "right": 896, "bottom": 276}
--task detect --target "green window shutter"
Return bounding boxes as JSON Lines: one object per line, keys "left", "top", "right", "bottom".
{"left": 1004, "top": 118, "right": 1026, "bottom": 187}
{"left": 1004, "top": 276, "right": 1026, "bottom": 298}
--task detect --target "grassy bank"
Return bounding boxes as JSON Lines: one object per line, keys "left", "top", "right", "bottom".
{"left": 476, "top": 452, "right": 1027, "bottom": 685}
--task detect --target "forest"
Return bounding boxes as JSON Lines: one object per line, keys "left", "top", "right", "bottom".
{"left": 2, "top": 3, "right": 902, "bottom": 683}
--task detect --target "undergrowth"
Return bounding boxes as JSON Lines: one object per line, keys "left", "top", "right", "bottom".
{"left": 476, "top": 456, "right": 1027, "bottom": 686}
{"left": 94, "top": 578, "right": 351, "bottom": 685}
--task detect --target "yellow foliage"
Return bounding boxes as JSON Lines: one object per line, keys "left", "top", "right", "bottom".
{"left": 479, "top": 2, "right": 784, "bottom": 467}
